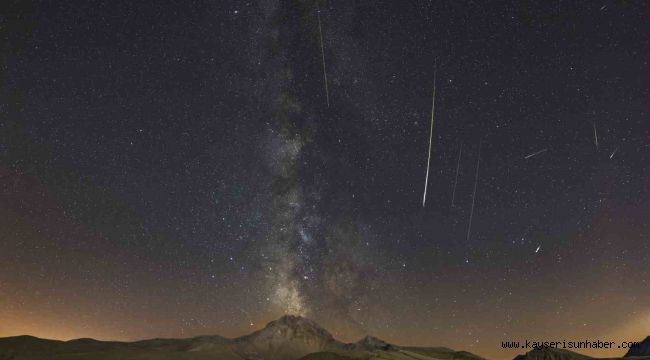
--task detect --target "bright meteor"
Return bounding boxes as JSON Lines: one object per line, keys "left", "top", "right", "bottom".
{"left": 524, "top": 148, "right": 548, "bottom": 159}
{"left": 317, "top": 10, "right": 330, "bottom": 108}
{"left": 422, "top": 72, "right": 436, "bottom": 207}
{"left": 466, "top": 143, "right": 481, "bottom": 242}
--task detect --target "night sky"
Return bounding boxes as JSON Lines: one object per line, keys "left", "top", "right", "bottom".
{"left": 1, "top": 1, "right": 649, "bottom": 359}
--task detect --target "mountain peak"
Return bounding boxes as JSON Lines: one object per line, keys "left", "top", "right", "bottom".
{"left": 274, "top": 314, "right": 314, "bottom": 325}
{"left": 350, "top": 335, "right": 397, "bottom": 351}
{"left": 262, "top": 315, "right": 332, "bottom": 337}
{"left": 233, "top": 315, "right": 340, "bottom": 360}
{"left": 358, "top": 336, "right": 387, "bottom": 346}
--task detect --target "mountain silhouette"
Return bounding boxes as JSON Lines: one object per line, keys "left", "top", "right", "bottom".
{"left": 2, "top": 316, "right": 648, "bottom": 360}
{"left": 232, "top": 315, "right": 343, "bottom": 360}
{"left": 0, "top": 315, "right": 484, "bottom": 360}
{"left": 346, "top": 335, "right": 397, "bottom": 351}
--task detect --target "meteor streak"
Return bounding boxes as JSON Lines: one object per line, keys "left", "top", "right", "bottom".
{"left": 466, "top": 143, "right": 481, "bottom": 242}
{"left": 422, "top": 72, "right": 436, "bottom": 207}
{"left": 524, "top": 148, "right": 548, "bottom": 159}
{"left": 593, "top": 122, "right": 598, "bottom": 149}
{"left": 317, "top": 11, "right": 330, "bottom": 108}
{"left": 451, "top": 143, "right": 462, "bottom": 207}
{"left": 609, "top": 148, "right": 618, "bottom": 159}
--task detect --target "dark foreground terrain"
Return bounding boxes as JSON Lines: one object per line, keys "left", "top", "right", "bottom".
{"left": 1, "top": 316, "right": 649, "bottom": 360}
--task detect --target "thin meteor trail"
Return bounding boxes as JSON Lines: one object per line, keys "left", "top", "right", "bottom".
{"left": 610, "top": 148, "right": 618, "bottom": 159}
{"left": 422, "top": 72, "right": 437, "bottom": 207}
{"left": 524, "top": 148, "right": 547, "bottom": 159}
{"left": 239, "top": 308, "right": 254, "bottom": 326}
{"left": 593, "top": 122, "right": 599, "bottom": 149}
{"left": 451, "top": 143, "right": 462, "bottom": 207}
{"left": 317, "top": 11, "right": 330, "bottom": 108}
{"left": 466, "top": 143, "right": 481, "bottom": 242}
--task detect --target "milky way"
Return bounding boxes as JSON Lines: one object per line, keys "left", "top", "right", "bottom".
{"left": 242, "top": 0, "right": 386, "bottom": 332}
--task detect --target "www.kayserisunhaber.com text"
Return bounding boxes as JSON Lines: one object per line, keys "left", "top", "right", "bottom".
{"left": 501, "top": 340, "right": 640, "bottom": 350}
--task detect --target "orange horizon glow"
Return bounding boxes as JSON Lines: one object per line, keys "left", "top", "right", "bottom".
{"left": 2, "top": 309, "right": 649, "bottom": 360}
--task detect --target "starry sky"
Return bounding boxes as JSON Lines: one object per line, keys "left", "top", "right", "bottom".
{"left": 1, "top": 1, "right": 649, "bottom": 359}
